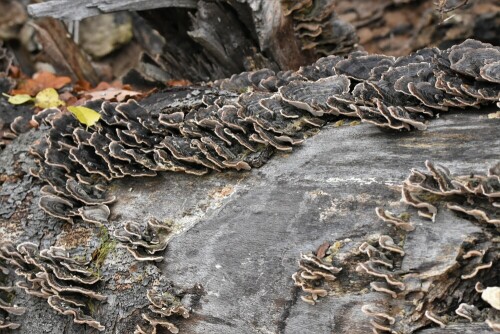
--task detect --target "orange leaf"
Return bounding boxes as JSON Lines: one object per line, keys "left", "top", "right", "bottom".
{"left": 87, "top": 80, "right": 125, "bottom": 91}
{"left": 91, "top": 81, "right": 112, "bottom": 91}
{"left": 73, "top": 80, "right": 92, "bottom": 92}
{"left": 11, "top": 72, "right": 72, "bottom": 96}
{"left": 166, "top": 79, "right": 192, "bottom": 87}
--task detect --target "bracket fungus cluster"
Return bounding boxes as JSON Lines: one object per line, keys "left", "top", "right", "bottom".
{"left": 113, "top": 218, "right": 173, "bottom": 262}
{"left": 0, "top": 242, "right": 106, "bottom": 331}
{"left": 291, "top": 242, "right": 342, "bottom": 305}
{"left": 281, "top": 0, "right": 358, "bottom": 56}
{"left": 367, "top": 162, "right": 499, "bottom": 333}
{"left": 135, "top": 288, "right": 189, "bottom": 334}
{"left": 29, "top": 107, "right": 117, "bottom": 224}
{"left": 27, "top": 40, "right": 500, "bottom": 228}
{"left": 356, "top": 235, "right": 406, "bottom": 298}
{"left": 0, "top": 251, "right": 26, "bottom": 330}
{"left": 295, "top": 162, "right": 499, "bottom": 333}
{"left": 215, "top": 39, "right": 500, "bottom": 133}
{"left": 401, "top": 160, "right": 499, "bottom": 224}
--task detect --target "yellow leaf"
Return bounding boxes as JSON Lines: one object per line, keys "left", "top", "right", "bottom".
{"left": 34, "top": 88, "right": 65, "bottom": 109}
{"left": 68, "top": 106, "right": 101, "bottom": 127}
{"left": 3, "top": 93, "right": 34, "bottom": 105}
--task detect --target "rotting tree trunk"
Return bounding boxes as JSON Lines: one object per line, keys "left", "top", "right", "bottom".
{"left": 1, "top": 1, "right": 499, "bottom": 334}
{"left": 1, "top": 109, "right": 498, "bottom": 334}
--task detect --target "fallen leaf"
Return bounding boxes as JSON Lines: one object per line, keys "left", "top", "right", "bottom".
{"left": 12, "top": 72, "right": 72, "bottom": 96}
{"left": 3, "top": 93, "right": 34, "bottom": 105}
{"left": 35, "top": 88, "right": 65, "bottom": 109}
{"left": 166, "top": 79, "right": 192, "bottom": 87}
{"left": 68, "top": 106, "right": 101, "bottom": 127}
{"left": 316, "top": 242, "right": 330, "bottom": 259}
{"left": 59, "top": 91, "right": 78, "bottom": 106}
{"left": 73, "top": 80, "right": 92, "bottom": 92}
{"left": 84, "top": 87, "right": 142, "bottom": 102}
{"left": 90, "top": 80, "right": 130, "bottom": 91}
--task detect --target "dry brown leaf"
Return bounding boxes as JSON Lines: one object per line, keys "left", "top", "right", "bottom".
{"left": 84, "top": 87, "right": 142, "bottom": 102}
{"left": 59, "top": 91, "right": 78, "bottom": 106}
{"left": 73, "top": 80, "right": 93, "bottom": 92}
{"left": 166, "top": 79, "right": 192, "bottom": 87}
{"left": 89, "top": 81, "right": 130, "bottom": 92}
{"left": 316, "top": 242, "right": 330, "bottom": 259}
{"left": 11, "top": 72, "right": 71, "bottom": 96}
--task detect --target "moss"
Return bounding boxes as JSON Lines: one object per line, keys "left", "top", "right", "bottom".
{"left": 333, "top": 120, "right": 345, "bottom": 127}
{"left": 92, "top": 226, "right": 117, "bottom": 274}
{"left": 399, "top": 212, "right": 411, "bottom": 222}
{"left": 323, "top": 255, "right": 333, "bottom": 263}
{"left": 163, "top": 219, "right": 174, "bottom": 227}
{"left": 87, "top": 300, "right": 97, "bottom": 316}
{"left": 417, "top": 192, "right": 444, "bottom": 204}
{"left": 238, "top": 86, "right": 253, "bottom": 94}
{"left": 73, "top": 254, "right": 87, "bottom": 263}
{"left": 328, "top": 241, "right": 344, "bottom": 256}
{"left": 397, "top": 233, "right": 407, "bottom": 248}
{"left": 349, "top": 121, "right": 361, "bottom": 126}
{"left": 4, "top": 290, "right": 15, "bottom": 304}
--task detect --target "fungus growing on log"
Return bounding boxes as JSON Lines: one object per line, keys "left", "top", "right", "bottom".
{"left": 281, "top": 0, "right": 357, "bottom": 57}
{"left": 295, "top": 161, "right": 499, "bottom": 333}
{"left": 114, "top": 218, "right": 173, "bottom": 262}
{"left": 0, "top": 242, "right": 106, "bottom": 331}
{"left": 375, "top": 207, "right": 415, "bottom": 231}
{"left": 25, "top": 40, "right": 499, "bottom": 227}
{"left": 402, "top": 160, "right": 499, "bottom": 225}
{"left": 378, "top": 235, "right": 405, "bottom": 256}
{"left": 424, "top": 310, "right": 447, "bottom": 328}
{"left": 291, "top": 242, "right": 342, "bottom": 305}
{"left": 455, "top": 303, "right": 480, "bottom": 322}
{"left": 135, "top": 288, "right": 189, "bottom": 334}
{"left": 0, "top": 251, "right": 25, "bottom": 330}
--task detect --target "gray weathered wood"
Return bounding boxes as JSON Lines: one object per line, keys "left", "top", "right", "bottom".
{"left": 91, "top": 0, "right": 199, "bottom": 12}
{"left": 27, "top": 0, "right": 99, "bottom": 21}
{"left": 28, "top": 0, "right": 101, "bottom": 21}
{"left": 28, "top": 0, "right": 198, "bottom": 20}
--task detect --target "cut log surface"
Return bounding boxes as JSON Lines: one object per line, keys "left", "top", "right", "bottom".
{"left": 1, "top": 110, "right": 498, "bottom": 333}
